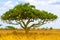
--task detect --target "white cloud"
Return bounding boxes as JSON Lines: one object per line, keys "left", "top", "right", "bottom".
{"left": 4, "top": 1, "right": 14, "bottom": 8}
{"left": 18, "top": 0, "right": 59, "bottom": 4}
{"left": 0, "top": 7, "right": 7, "bottom": 15}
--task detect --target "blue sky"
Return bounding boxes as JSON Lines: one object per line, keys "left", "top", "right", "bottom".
{"left": 0, "top": 0, "right": 60, "bottom": 29}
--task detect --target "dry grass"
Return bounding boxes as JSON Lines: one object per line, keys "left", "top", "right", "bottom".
{"left": 0, "top": 29, "right": 60, "bottom": 40}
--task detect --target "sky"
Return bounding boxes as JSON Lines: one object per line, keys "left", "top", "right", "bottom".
{"left": 0, "top": 0, "right": 60, "bottom": 29}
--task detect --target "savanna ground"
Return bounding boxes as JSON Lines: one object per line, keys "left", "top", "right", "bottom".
{"left": 0, "top": 29, "right": 60, "bottom": 40}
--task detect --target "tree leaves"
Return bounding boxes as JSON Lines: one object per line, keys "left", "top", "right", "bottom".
{"left": 1, "top": 3, "right": 58, "bottom": 30}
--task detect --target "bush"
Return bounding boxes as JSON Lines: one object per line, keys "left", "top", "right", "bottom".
{"left": 6, "top": 26, "right": 16, "bottom": 29}
{"left": 50, "top": 27, "right": 53, "bottom": 30}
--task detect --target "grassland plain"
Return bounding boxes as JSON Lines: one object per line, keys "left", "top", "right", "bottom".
{"left": 0, "top": 29, "right": 60, "bottom": 40}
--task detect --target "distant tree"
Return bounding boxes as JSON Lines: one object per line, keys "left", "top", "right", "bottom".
{"left": 1, "top": 3, "right": 58, "bottom": 33}
{"left": 6, "top": 26, "right": 16, "bottom": 29}
{"left": 41, "top": 27, "right": 46, "bottom": 30}
{"left": 50, "top": 27, "right": 53, "bottom": 30}
{"left": 0, "top": 24, "right": 2, "bottom": 26}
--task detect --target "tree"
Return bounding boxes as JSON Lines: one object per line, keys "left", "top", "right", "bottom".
{"left": 1, "top": 3, "right": 58, "bottom": 33}
{"left": 0, "top": 24, "right": 2, "bottom": 26}
{"left": 6, "top": 26, "right": 16, "bottom": 29}
{"left": 50, "top": 27, "right": 53, "bottom": 30}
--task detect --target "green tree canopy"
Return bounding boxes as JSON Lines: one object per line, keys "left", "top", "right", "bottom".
{"left": 1, "top": 3, "right": 58, "bottom": 33}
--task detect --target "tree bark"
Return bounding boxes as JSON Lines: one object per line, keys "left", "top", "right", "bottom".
{"left": 25, "top": 29, "right": 29, "bottom": 34}
{"left": 25, "top": 27, "right": 30, "bottom": 34}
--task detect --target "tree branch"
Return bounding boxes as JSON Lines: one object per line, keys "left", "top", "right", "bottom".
{"left": 28, "top": 19, "right": 46, "bottom": 29}
{"left": 26, "top": 18, "right": 30, "bottom": 26}
{"left": 20, "top": 18, "right": 26, "bottom": 27}
{"left": 7, "top": 21, "right": 18, "bottom": 25}
{"left": 15, "top": 20, "right": 24, "bottom": 29}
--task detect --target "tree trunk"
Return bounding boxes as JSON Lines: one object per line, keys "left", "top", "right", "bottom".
{"left": 25, "top": 27, "right": 30, "bottom": 34}
{"left": 25, "top": 29, "right": 29, "bottom": 34}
